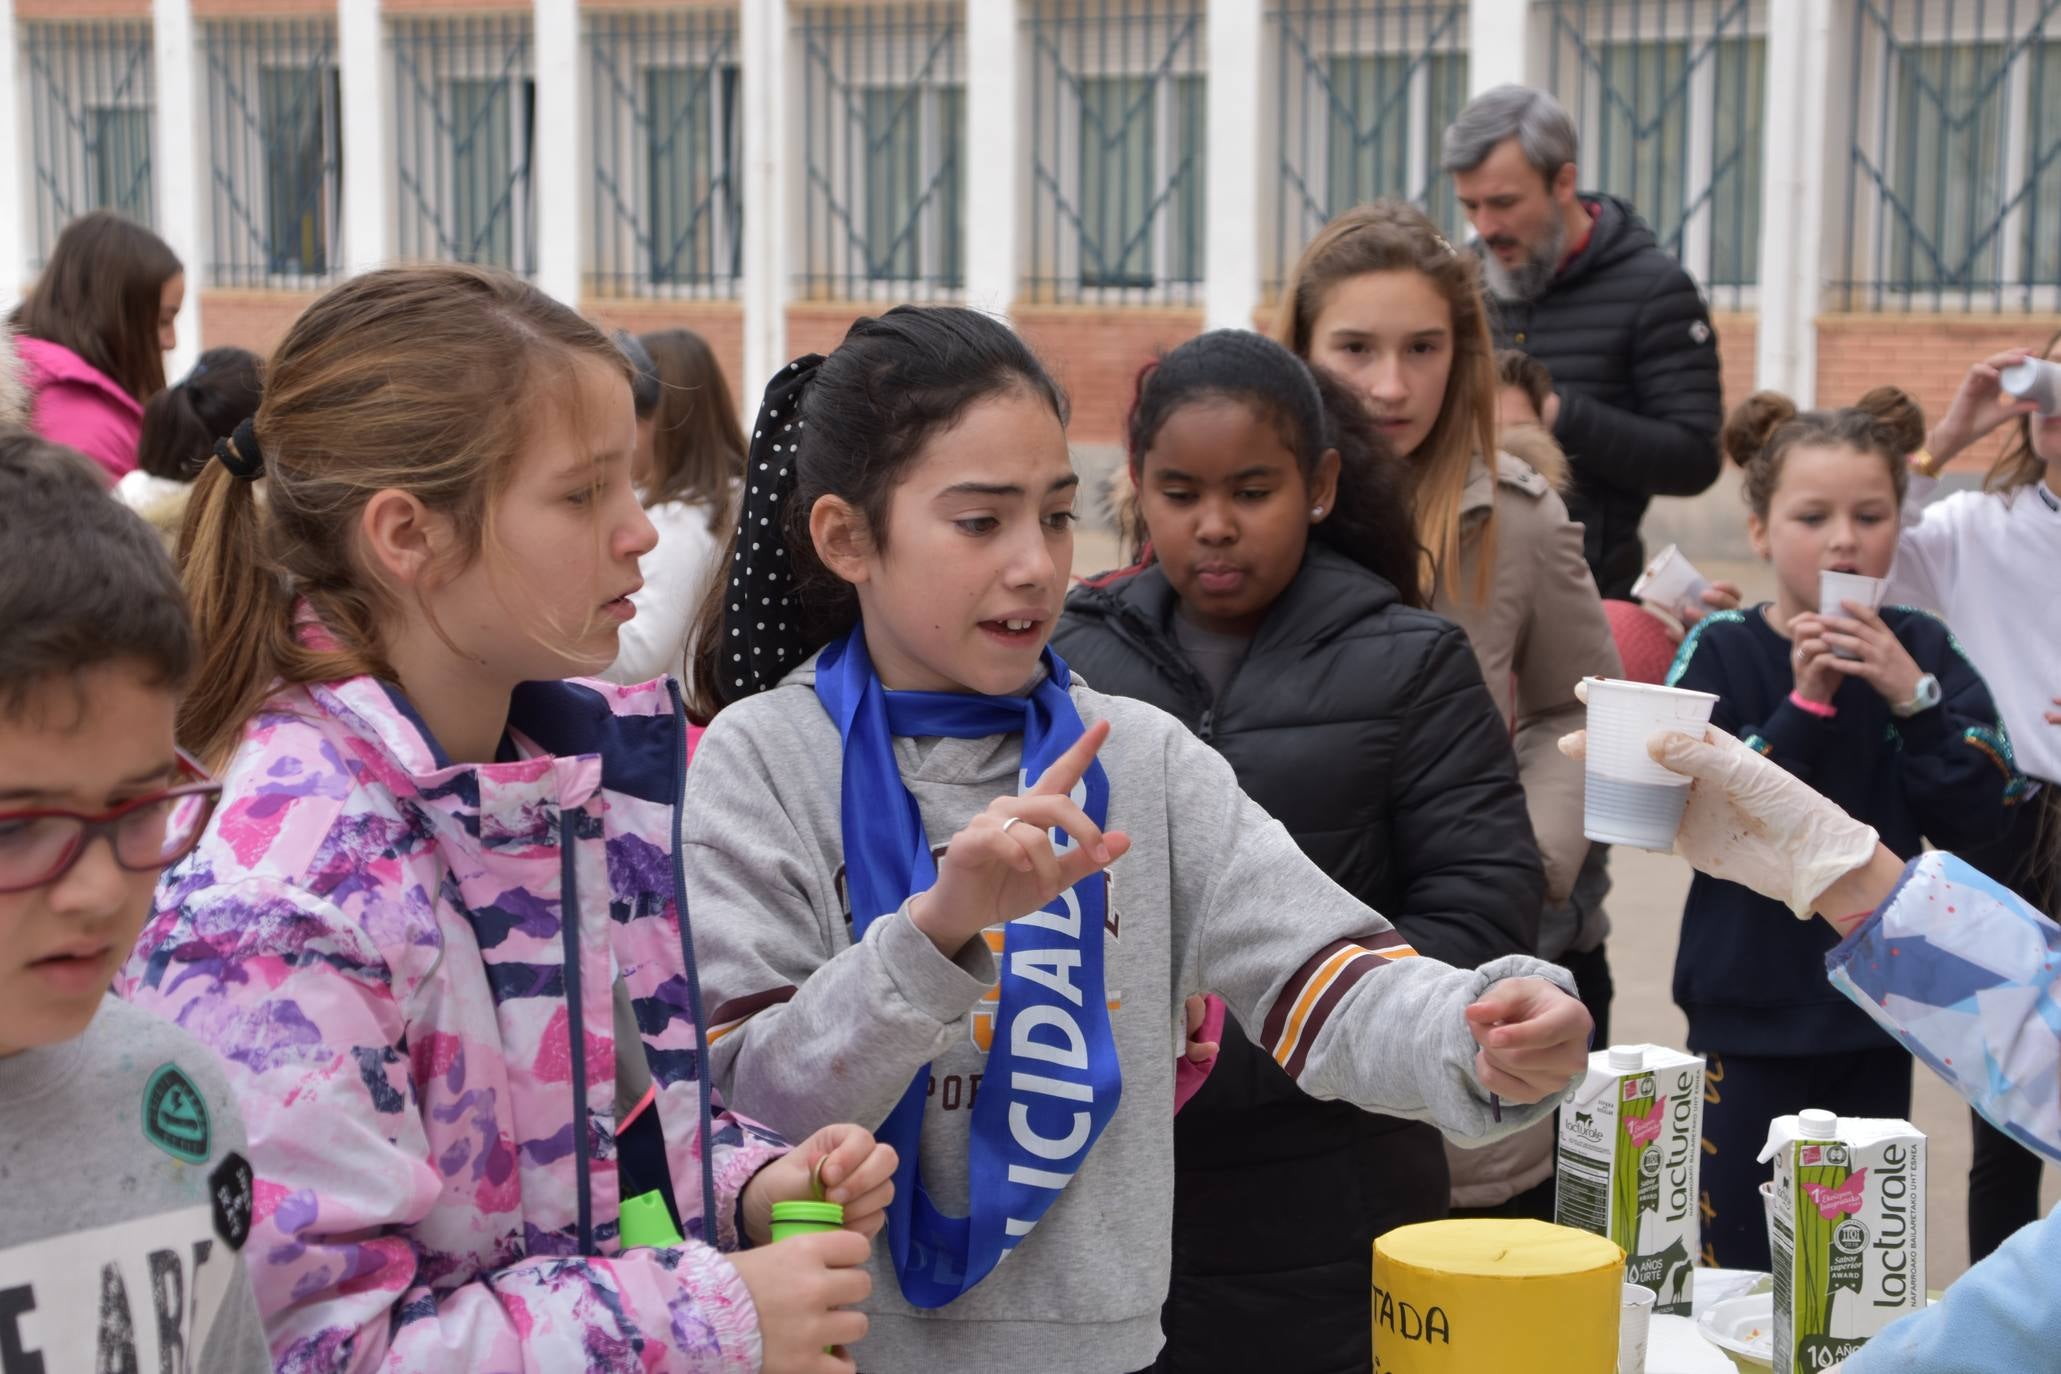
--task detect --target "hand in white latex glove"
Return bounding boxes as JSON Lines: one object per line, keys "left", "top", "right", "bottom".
{"left": 1559, "top": 724, "right": 1880, "bottom": 918}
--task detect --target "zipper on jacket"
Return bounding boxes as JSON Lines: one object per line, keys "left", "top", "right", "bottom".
{"left": 560, "top": 812, "right": 594, "bottom": 1251}
{"left": 667, "top": 680, "right": 722, "bottom": 1243}
{"left": 1093, "top": 592, "right": 1216, "bottom": 733}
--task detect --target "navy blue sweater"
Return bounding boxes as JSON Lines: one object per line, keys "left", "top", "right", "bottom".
{"left": 1665, "top": 605, "right": 2023, "bottom": 1055}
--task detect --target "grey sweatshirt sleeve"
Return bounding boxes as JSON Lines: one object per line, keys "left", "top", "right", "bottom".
{"left": 1159, "top": 717, "right": 1578, "bottom": 1144}
{"left": 684, "top": 708, "right": 998, "bottom": 1142}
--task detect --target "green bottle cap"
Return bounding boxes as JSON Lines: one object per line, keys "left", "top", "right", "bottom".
{"left": 769, "top": 1199, "right": 845, "bottom": 1230}
{"left": 619, "top": 1189, "right": 683, "bottom": 1249}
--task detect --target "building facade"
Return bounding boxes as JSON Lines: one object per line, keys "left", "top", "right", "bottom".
{"left": 3, "top": 0, "right": 2056, "bottom": 466}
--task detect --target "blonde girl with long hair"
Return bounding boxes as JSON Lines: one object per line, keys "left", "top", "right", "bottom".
{"left": 123, "top": 265, "right": 897, "bottom": 1373}
{"left": 1276, "top": 199, "right": 1621, "bottom": 1218}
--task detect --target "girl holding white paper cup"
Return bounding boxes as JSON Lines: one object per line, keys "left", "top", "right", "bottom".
{"left": 1890, "top": 340, "right": 2061, "bottom": 1261}
{"left": 1658, "top": 397, "right": 2023, "bottom": 1271}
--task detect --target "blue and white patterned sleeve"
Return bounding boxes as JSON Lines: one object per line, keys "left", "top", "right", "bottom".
{"left": 1825, "top": 851, "right": 2061, "bottom": 1165}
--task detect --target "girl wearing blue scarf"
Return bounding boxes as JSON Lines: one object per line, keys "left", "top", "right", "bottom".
{"left": 681, "top": 307, "right": 1593, "bottom": 1374}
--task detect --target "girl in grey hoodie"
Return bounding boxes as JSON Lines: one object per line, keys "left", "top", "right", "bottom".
{"left": 681, "top": 306, "right": 1593, "bottom": 1374}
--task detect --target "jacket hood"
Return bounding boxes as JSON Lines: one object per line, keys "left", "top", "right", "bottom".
{"left": 13, "top": 334, "right": 142, "bottom": 417}
{"left": 1558, "top": 193, "right": 1661, "bottom": 288}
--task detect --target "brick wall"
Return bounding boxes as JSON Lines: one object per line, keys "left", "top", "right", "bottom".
{"left": 1014, "top": 305, "right": 1206, "bottom": 446}
{"left": 586, "top": 298, "right": 746, "bottom": 412}
{"left": 1816, "top": 314, "right": 2061, "bottom": 473}
{"left": 197, "top": 289, "right": 322, "bottom": 360}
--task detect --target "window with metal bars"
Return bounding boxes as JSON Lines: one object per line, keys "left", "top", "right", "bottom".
{"left": 587, "top": 6, "right": 743, "bottom": 299}
{"left": 22, "top": 20, "right": 157, "bottom": 267}
{"left": 1025, "top": 0, "right": 1206, "bottom": 306}
{"left": 1269, "top": 2, "right": 1470, "bottom": 298}
{"left": 390, "top": 14, "right": 536, "bottom": 277}
{"left": 797, "top": 3, "right": 966, "bottom": 299}
{"left": 1542, "top": 0, "right": 1765, "bottom": 308}
{"left": 1840, "top": 1, "right": 2061, "bottom": 312}
{"left": 202, "top": 18, "right": 342, "bottom": 287}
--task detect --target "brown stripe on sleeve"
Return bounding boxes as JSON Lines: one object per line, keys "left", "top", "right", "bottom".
{"left": 1282, "top": 951, "right": 1391, "bottom": 1079}
{"left": 1261, "top": 938, "right": 1360, "bottom": 1047}
{"left": 709, "top": 985, "right": 798, "bottom": 1028}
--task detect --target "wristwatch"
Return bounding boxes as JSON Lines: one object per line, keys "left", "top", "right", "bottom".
{"left": 1892, "top": 673, "right": 1942, "bottom": 718}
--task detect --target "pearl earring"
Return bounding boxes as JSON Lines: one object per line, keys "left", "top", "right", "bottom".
{"left": 1311, "top": 506, "right": 1325, "bottom": 518}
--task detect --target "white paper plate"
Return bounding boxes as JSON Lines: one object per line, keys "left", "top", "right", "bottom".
{"left": 1697, "top": 1294, "right": 1774, "bottom": 1366}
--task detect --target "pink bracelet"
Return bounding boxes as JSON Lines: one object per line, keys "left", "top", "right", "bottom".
{"left": 1788, "top": 690, "right": 1838, "bottom": 719}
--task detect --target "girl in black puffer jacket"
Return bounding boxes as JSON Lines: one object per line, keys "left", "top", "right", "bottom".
{"left": 1053, "top": 332, "right": 1545, "bottom": 1374}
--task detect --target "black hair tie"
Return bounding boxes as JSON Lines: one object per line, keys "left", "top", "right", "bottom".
{"left": 212, "top": 417, "right": 264, "bottom": 481}
{"left": 717, "top": 354, "right": 826, "bottom": 705}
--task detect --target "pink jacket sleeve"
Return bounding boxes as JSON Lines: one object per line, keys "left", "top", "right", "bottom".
{"left": 122, "top": 877, "right": 766, "bottom": 1374}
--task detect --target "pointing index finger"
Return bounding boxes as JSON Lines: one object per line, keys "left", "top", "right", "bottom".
{"left": 1029, "top": 718, "right": 1110, "bottom": 798}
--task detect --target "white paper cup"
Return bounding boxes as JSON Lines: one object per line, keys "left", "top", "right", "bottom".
{"left": 1630, "top": 543, "right": 1714, "bottom": 619}
{"left": 1619, "top": 1282, "right": 1657, "bottom": 1373}
{"left": 1819, "top": 571, "right": 1887, "bottom": 660}
{"left": 2001, "top": 357, "right": 2061, "bottom": 414}
{"left": 1582, "top": 677, "right": 1720, "bottom": 850}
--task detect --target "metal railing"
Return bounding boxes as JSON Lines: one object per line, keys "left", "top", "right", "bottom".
{"left": 1840, "top": 0, "right": 2061, "bottom": 312}
{"left": 201, "top": 17, "right": 341, "bottom": 288}
{"left": 1025, "top": 0, "right": 1207, "bottom": 306}
{"left": 1269, "top": 2, "right": 1469, "bottom": 297}
{"left": 1542, "top": 0, "right": 1764, "bottom": 308}
{"left": 21, "top": 20, "right": 157, "bottom": 266}
{"left": 586, "top": 6, "right": 742, "bottom": 299}
{"left": 796, "top": 3, "right": 964, "bottom": 299}
{"left": 390, "top": 13, "right": 535, "bottom": 276}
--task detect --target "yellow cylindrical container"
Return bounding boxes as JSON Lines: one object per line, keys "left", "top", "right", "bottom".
{"left": 1373, "top": 1219, "right": 1624, "bottom": 1372}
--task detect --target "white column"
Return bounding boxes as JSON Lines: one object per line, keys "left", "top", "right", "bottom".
{"left": 1204, "top": 0, "right": 1262, "bottom": 332}
{"left": 1468, "top": 0, "right": 1533, "bottom": 95}
{"left": 1754, "top": 0, "right": 1831, "bottom": 404}
{"left": 0, "top": 0, "right": 25, "bottom": 307}
{"left": 741, "top": 0, "right": 789, "bottom": 396}
{"left": 339, "top": 0, "right": 389, "bottom": 276}
{"left": 152, "top": 0, "right": 202, "bottom": 378}
{"left": 533, "top": 0, "right": 581, "bottom": 304}
{"left": 963, "top": 0, "right": 1021, "bottom": 321}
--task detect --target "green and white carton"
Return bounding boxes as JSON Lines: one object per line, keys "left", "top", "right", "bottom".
{"left": 1760, "top": 1110, "right": 1926, "bottom": 1374}
{"left": 1554, "top": 1044, "right": 1703, "bottom": 1316}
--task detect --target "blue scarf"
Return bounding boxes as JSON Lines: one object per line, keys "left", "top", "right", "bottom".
{"left": 814, "top": 626, "right": 1122, "bottom": 1307}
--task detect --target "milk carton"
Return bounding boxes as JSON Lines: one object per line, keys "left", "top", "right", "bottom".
{"left": 1760, "top": 1111, "right": 1926, "bottom": 1374}
{"left": 1554, "top": 1044, "right": 1703, "bottom": 1315}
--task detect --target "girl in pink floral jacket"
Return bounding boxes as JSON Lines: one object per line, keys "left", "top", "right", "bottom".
{"left": 121, "top": 266, "right": 894, "bottom": 1374}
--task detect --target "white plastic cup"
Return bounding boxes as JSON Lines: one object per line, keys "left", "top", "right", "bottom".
{"left": 2001, "top": 357, "right": 2061, "bottom": 414}
{"left": 1819, "top": 571, "right": 1887, "bottom": 660}
{"left": 1630, "top": 543, "right": 1714, "bottom": 619}
{"left": 1581, "top": 677, "right": 1720, "bottom": 851}
{"left": 1619, "top": 1282, "right": 1657, "bottom": 1373}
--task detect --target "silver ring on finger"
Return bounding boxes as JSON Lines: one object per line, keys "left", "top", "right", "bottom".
{"left": 1000, "top": 815, "right": 1026, "bottom": 837}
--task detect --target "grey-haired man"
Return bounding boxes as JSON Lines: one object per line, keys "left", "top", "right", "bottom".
{"left": 1444, "top": 84, "right": 1723, "bottom": 599}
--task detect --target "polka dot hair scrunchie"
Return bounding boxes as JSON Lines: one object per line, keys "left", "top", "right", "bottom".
{"left": 718, "top": 353, "right": 826, "bottom": 705}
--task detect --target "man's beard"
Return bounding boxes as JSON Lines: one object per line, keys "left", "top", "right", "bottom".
{"left": 1479, "top": 213, "right": 1569, "bottom": 302}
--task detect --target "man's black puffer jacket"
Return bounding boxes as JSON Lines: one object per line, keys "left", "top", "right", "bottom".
{"left": 1053, "top": 545, "right": 1544, "bottom": 1374}
{"left": 1488, "top": 193, "right": 1724, "bottom": 597}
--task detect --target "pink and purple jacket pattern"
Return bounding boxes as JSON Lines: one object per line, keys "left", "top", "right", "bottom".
{"left": 119, "top": 669, "right": 787, "bottom": 1372}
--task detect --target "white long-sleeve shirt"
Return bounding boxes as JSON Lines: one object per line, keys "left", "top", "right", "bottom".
{"left": 1886, "top": 472, "right": 2061, "bottom": 783}
{"left": 601, "top": 497, "right": 724, "bottom": 687}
